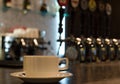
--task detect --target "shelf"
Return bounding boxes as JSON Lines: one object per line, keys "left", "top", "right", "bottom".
{"left": 2, "top": 0, "right": 59, "bottom": 17}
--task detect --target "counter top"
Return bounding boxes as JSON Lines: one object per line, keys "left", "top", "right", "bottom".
{"left": 1, "top": 61, "right": 120, "bottom": 84}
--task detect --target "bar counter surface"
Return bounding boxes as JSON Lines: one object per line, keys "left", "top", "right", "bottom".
{"left": 1, "top": 61, "right": 120, "bottom": 84}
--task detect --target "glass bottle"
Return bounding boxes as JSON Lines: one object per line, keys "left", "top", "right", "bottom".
{"left": 85, "top": 37, "right": 97, "bottom": 62}
{"left": 76, "top": 37, "right": 86, "bottom": 63}
{"left": 112, "top": 38, "right": 119, "bottom": 60}
{"left": 117, "top": 40, "right": 120, "bottom": 60}
{"left": 96, "top": 38, "right": 107, "bottom": 62}
{"left": 105, "top": 38, "right": 115, "bottom": 61}
{"left": 3, "top": 0, "right": 11, "bottom": 8}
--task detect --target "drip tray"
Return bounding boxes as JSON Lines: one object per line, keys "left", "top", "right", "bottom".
{"left": 0, "top": 60, "right": 23, "bottom": 68}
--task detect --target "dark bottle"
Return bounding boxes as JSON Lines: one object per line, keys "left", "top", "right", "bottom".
{"left": 105, "top": 38, "right": 115, "bottom": 61}
{"left": 23, "top": 0, "right": 31, "bottom": 13}
{"left": 40, "top": 0, "right": 48, "bottom": 16}
{"left": 90, "top": 38, "right": 97, "bottom": 62}
{"left": 3, "top": 0, "right": 11, "bottom": 8}
{"left": 85, "top": 37, "right": 97, "bottom": 62}
{"left": 117, "top": 42, "right": 120, "bottom": 60}
{"left": 113, "top": 39, "right": 120, "bottom": 60}
{"left": 26, "top": 40, "right": 35, "bottom": 55}
{"left": 96, "top": 38, "right": 107, "bottom": 62}
{"left": 2, "top": 0, "right": 11, "bottom": 12}
{"left": 75, "top": 37, "right": 86, "bottom": 63}
{"left": 10, "top": 39, "right": 21, "bottom": 61}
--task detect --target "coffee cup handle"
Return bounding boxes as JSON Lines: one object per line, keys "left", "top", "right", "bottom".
{"left": 59, "top": 58, "right": 69, "bottom": 70}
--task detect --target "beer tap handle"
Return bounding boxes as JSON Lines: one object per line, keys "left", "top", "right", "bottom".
{"left": 58, "top": 7, "right": 65, "bottom": 37}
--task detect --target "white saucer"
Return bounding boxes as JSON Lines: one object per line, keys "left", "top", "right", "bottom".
{"left": 10, "top": 71, "right": 73, "bottom": 83}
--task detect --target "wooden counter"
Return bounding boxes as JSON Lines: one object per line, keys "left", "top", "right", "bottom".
{"left": 1, "top": 61, "right": 120, "bottom": 84}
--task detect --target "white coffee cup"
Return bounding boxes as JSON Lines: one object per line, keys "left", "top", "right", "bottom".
{"left": 23, "top": 55, "right": 69, "bottom": 77}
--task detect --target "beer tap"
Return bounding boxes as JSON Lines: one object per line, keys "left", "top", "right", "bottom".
{"left": 57, "top": 0, "right": 68, "bottom": 55}
{"left": 58, "top": 7, "right": 65, "bottom": 41}
{"left": 57, "top": 0, "right": 68, "bottom": 40}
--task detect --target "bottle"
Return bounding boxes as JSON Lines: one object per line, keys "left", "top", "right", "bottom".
{"left": 2, "top": 0, "right": 11, "bottom": 11}
{"left": 113, "top": 39, "right": 120, "bottom": 60}
{"left": 40, "top": 0, "right": 48, "bottom": 16}
{"left": 90, "top": 38, "right": 97, "bottom": 62}
{"left": 96, "top": 38, "right": 107, "bottom": 62}
{"left": 77, "top": 37, "right": 86, "bottom": 63}
{"left": 117, "top": 40, "right": 120, "bottom": 60}
{"left": 3, "top": 0, "right": 11, "bottom": 8}
{"left": 96, "top": 38, "right": 101, "bottom": 62}
{"left": 104, "top": 38, "right": 114, "bottom": 61}
{"left": 85, "top": 37, "right": 97, "bottom": 63}
{"left": 23, "top": 0, "right": 31, "bottom": 14}
{"left": 108, "top": 39, "right": 115, "bottom": 61}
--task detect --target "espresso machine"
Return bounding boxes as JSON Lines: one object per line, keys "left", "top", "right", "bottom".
{"left": 0, "top": 35, "right": 49, "bottom": 67}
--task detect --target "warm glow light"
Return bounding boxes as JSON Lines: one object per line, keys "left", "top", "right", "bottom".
{"left": 21, "top": 39, "right": 26, "bottom": 46}
{"left": 76, "top": 37, "right": 81, "bottom": 41}
{"left": 76, "top": 37, "right": 81, "bottom": 45}
{"left": 97, "top": 38, "right": 101, "bottom": 42}
{"left": 105, "top": 38, "right": 110, "bottom": 42}
{"left": 113, "top": 38, "right": 118, "bottom": 45}
{"left": 33, "top": 39, "right": 38, "bottom": 46}
{"left": 113, "top": 38, "right": 118, "bottom": 42}
{"left": 87, "top": 37, "right": 92, "bottom": 41}
{"left": 105, "top": 38, "right": 110, "bottom": 45}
